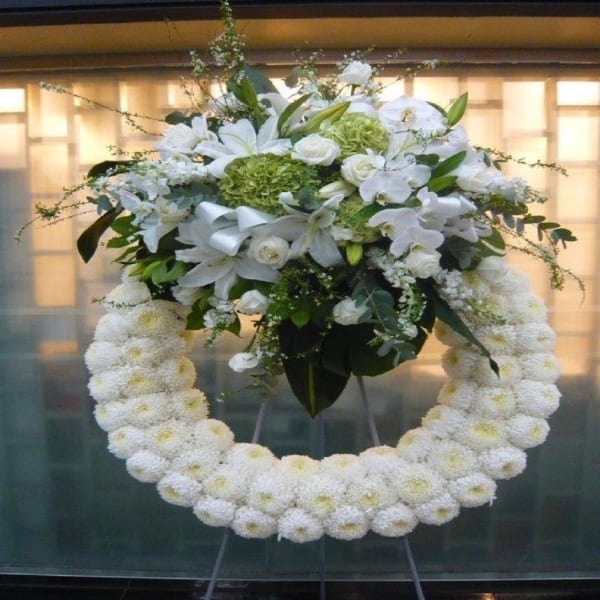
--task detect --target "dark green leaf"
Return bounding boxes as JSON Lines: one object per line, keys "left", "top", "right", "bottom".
{"left": 538, "top": 221, "right": 560, "bottom": 230}
{"left": 165, "top": 111, "right": 190, "bottom": 125}
{"left": 291, "top": 308, "right": 311, "bottom": 328}
{"left": 277, "top": 93, "right": 311, "bottom": 136}
{"left": 87, "top": 160, "right": 134, "bottom": 179}
{"left": 431, "top": 151, "right": 467, "bottom": 179}
{"left": 76, "top": 206, "right": 122, "bottom": 263}
{"left": 186, "top": 290, "right": 212, "bottom": 330}
{"left": 426, "top": 175, "right": 457, "bottom": 193}
{"left": 522, "top": 214, "right": 546, "bottom": 224}
{"left": 427, "top": 286, "right": 499, "bottom": 376}
{"left": 111, "top": 214, "right": 137, "bottom": 236}
{"left": 415, "top": 154, "right": 440, "bottom": 168}
{"left": 550, "top": 227, "right": 577, "bottom": 242}
{"left": 446, "top": 92, "right": 468, "bottom": 127}
{"left": 242, "top": 64, "right": 278, "bottom": 95}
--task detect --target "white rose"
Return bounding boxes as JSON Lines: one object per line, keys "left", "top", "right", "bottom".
{"left": 338, "top": 61, "right": 373, "bottom": 86}
{"left": 332, "top": 298, "right": 367, "bottom": 326}
{"left": 248, "top": 236, "right": 290, "bottom": 268}
{"left": 476, "top": 256, "right": 508, "bottom": 283}
{"left": 404, "top": 248, "right": 442, "bottom": 278}
{"left": 237, "top": 290, "right": 270, "bottom": 315}
{"left": 229, "top": 352, "right": 259, "bottom": 373}
{"left": 455, "top": 163, "right": 506, "bottom": 194}
{"left": 341, "top": 153, "right": 383, "bottom": 187}
{"left": 291, "top": 134, "right": 340, "bottom": 166}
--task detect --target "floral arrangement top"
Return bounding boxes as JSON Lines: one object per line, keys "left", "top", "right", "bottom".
{"left": 37, "top": 1, "right": 575, "bottom": 417}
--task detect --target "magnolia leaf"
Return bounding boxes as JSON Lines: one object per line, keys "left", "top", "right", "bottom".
{"left": 279, "top": 320, "right": 349, "bottom": 417}
{"left": 76, "top": 206, "right": 122, "bottom": 263}
{"left": 446, "top": 92, "right": 468, "bottom": 127}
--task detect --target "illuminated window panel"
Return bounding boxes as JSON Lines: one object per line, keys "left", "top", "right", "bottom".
{"left": 558, "top": 113, "right": 599, "bottom": 162}
{"left": 557, "top": 81, "right": 600, "bottom": 106}
{"left": 0, "top": 87, "right": 25, "bottom": 112}
{"left": 461, "top": 108, "right": 503, "bottom": 150}
{"left": 502, "top": 137, "right": 549, "bottom": 190}
{"left": 28, "top": 143, "right": 70, "bottom": 196}
{"left": 413, "top": 76, "right": 460, "bottom": 107}
{"left": 75, "top": 111, "right": 119, "bottom": 166}
{"left": 31, "top": 211, "right": 74, "bottom": 253}
{"left": 556, "top": 168, "right": 599, "bottom": 222}
{"left": 464, "top": 77, "right": 502, "bottom": 104}
{"left": 0, "top": 120, "right": 26, "bottom": 168}
{"left": 28, "top": 84, "right": 70, "bottom": 138}
{"left": 552, "top": 223, "right": 596, "bottom": 278}
{"left": 502, "top": 81, "right": 546, "bottom": 135}
{"left": 33, "top": 254, "right": 77, "bottom": 307}
{"left": 554, "top": 335, "right": 592, "bottom": 376}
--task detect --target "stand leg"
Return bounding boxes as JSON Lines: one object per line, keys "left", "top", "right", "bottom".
{"left": 203, "top": 401, "right": 269, "bottom": 600}
{"left": 356, "top": 376, "right": 427, "bottom": 600}
{"left": 317, "top": 413, "right": 327, "bottom": 600}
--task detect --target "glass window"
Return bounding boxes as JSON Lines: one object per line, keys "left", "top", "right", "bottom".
{"left": 1, "top": 65, "right": 599, "bottom": 581}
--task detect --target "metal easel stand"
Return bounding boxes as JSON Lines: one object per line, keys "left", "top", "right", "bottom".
{"left": 202, "top": 379, "right": 426, "bottom": 600}
{"left": 356, "top": 375, "right": 427, "bottom": 600}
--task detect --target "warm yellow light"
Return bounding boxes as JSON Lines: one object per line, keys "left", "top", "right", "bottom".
{"left": 557, "top": 81, "right": 600, "bottom": 106}
{"left": 0, "top": 87, "right": 25, "bottom": 112}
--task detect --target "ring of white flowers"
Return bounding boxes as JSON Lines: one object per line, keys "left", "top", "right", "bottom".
{"left": 86, "top": 259, "right": 561, "bottom": 543}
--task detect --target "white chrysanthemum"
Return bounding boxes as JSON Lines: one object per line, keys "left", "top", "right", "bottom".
{"left": 225, "top": 443, "right": 277, "bottom": 473}
{"left": 414, "top": 492, "right": 460, "bottom": 525}
{"left": 441, "top": 348, "right": 481, "bottom": 379}
{"left": 460, "top": 269, "right": 493, "bottom": 296}
{"left": 153, "top": 298, "right": 191, "bottom": 321}
{"left": 93, "top": 313, "right": 131, "bottom": 343}
{"left": 477, "top": 325, "right": 516, "bottom": 354}
{"left": 506, "top": 293, "right": 547, "bottom": 324}
{"left": 94, "top": 401, "right": 129, "bottom": 432}
{"left": 506, "top": 415, "right": 549, "bottom": 449}
{"left": 360, "top": 446, "right": 405, "bottom": 477}
{"left": 321, "top": 453, "right": 366, "bottom": 482}
{"left": 278, "top": 508, "right": 324, "bottom": 543}
{"left": 513, "top": 381, "right": 560, "bottom": 418}
{"left": 394, "top": 465, "right": 445, "bottom": 506}
{"left": 157, "top": 356, "right": 197, "bottom": 390}
{"left": 103, "top": 282, "right": 151, "bottom": 311}
{"left": 297, "top": 473, "right": 346, "bottom": 517}
{"left": 371, "top": 503, "right": 418, "bottom": 537}
{"left": 345, "top": 474, "right": 397, "bottom": 513}
{"left": 157, "top": 472, "right": 202, "bottom": 507}
{"left": 147, "top": 420, "right": 192, "bottom": 458}
{"left": 434, "top": 321, "right": 467, "bottom": 348}
{"left": 123, "top": 393, "right": 170, "bottom": 427}
{"left": 88, "top": 371, "right": 122, "bottom": 403}
{"left": 277, "top": 455, "right": 321, "bottom": 487}
{"left": 120, "top": 366, "right": 164, "bottom": 398}
{"left": 108, "top": 426, "right": 147, "bottom": 459}
{"left": 203, "top": 465, "right": 248, "bottom": 502}
{"left": 480, "top": 446, "right": 527, "bottom": 480}
{"left": 121, "top": 336, "right": 186, "bottom": 367}
{"left": 448, "top": 472, "right": 496, "bottom": 507}
{"left": 515, "top": 323, "right": 556, "bottom": 353}
{"left": 476, "top": 293, "right": 508, "bottom": 321}
{"left": 85, "top": 341, "right": 122, "bottom": 373}
{"left": 437, "top": 379, "right": 477, "bottom": 410}
{"left": 471, "top": 387, "right": 517, "bottom": 418}
{"left": 396, "top": 428, "right": 437, "bottom": 461}
{"left": 457, "top": 416, "right": 507, "bottom": 450}
{"left": 170, "top": 389, "right": 209, "bottom": 422}
{"left": 126, "top": 450, "right": 169, "bottom": 483}
{"left": 247, "top": 471, "right": 296, "bottom": 516}
{"left": 519, "top": 353, "right": 561, "bottom": 383}
{"left": 232, "top": 507, "right": 277, "bottom": 539}
{"left": 421, "top": 405, "right": 466, "bottom": 436}
{"left": 126, "top": 304, "right": 185, "bottom": 338}
{"left": 474, "top": 355, "right": 521, "bottom": 387}
{"left": 490, "top": 266, "right": 531, "bottom": 294}
{"left": 427, "top": 440, "right": 478, "bottom": 479}
{"left": 193, "top": 419, "right": 235, "bottom": 452}
{"left": 326, "top": 506, "right": 369, "bottom": 541}
{"left": 171, "top": 447, "right": 222, "bottom": 482}
{"left": 193, "top": 495, "right": 236, "bottom": 527}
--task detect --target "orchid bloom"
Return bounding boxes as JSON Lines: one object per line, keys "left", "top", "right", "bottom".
{"left": 194, "top": 117, "right": 291, "bottom": 178}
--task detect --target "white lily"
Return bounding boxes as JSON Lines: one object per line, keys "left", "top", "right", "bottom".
{"left": 194, "top": 117, "right": 291, "bottom": 178}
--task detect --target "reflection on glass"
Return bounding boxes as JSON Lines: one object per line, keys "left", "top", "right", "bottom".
{"left": 0, "top": 70, "right": 599, "bottom": 581}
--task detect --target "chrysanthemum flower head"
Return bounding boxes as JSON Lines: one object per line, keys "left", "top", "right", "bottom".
{"left": 103, "top": 282, "right": 151, "bottom": 312}
{"left": 506, "top": 415, "right": 549, "bottom": 449}
{"left": 394, "top": 464, "right": 445, "bottom": 506}
{"left": 157, "top": 472, "right": 202, "bottom": 507}
{"left": 437, "top": 379, "right": 476, "bottom": 410}
{"left": 108, "top": 425, "right": 147, "bottom": 459}
{"left": 513, "top": 381, "right": 560, "bottom": 418}
{"left": 278, "top": 508, "right": 324, "bottom": 543}
{"left": 171, "top": 447, "right": 222, "bottom": 482}
{"left": 370, "top": 503, "right": 418, "bottom": 537}
{"left": 448, "top": 472, "right": 496, "bottom": 507}
{"left": 427, "top": 440, "right": 478, "bottom": 479}
{"left": 232, "top": 506, "right": 277, "bottom": 539}
{"left": 193, "top": 495, "right": 236, "bottom": 527}
{"left": 326, "top": 505, "right": 369, "bottom": 540}
{"left": 193, "top": 419, "right": 235, "bottom": 451}
{"left": 126, "top": 450, "right": 170, "bottom": 483}
{"left": 85, "top": 341, "right": 122, "bottom": 373}
{"left": 247, "top": 470, "right": 296, "bottom": 516}
{"left": 170, "top": 389, "right": 209, "bottom": 422}
{"left": 480, "top": 446, "right": 527, "bottom": 479}
{"left": 414, "top": 492, "right": 460, "bottom": 525}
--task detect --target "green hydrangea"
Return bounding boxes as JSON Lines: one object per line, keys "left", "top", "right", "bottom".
{"left": 335, "top": 195, "right": 380, "bottom": 242}
{"left": 322, "top": 112, "right": 388, "bottom": 158}
{"left": 219, "top": 154, "right": 321, "bottom": 214}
